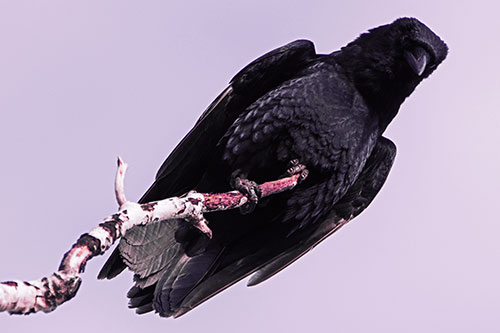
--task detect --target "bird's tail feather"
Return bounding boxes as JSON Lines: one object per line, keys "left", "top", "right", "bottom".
{"left": 153, "top": 246, "right": 223, "bottom": 317}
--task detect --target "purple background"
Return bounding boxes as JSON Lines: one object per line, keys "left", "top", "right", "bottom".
{"left": 1, "top": 1, "right": 499, "bottom": 332}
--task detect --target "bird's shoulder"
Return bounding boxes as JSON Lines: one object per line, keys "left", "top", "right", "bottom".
{"left": 240, "top": 59, "right": 370, "bottom": 126}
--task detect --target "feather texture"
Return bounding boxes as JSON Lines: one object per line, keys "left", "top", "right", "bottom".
{"left": 98, "top": 18, "right": 447, "bottom": 318}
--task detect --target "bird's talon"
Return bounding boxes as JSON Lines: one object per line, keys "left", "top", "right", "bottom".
{"left": 299, "top": 169, "right": 309, "bottom": 182}
{"left": 285, "top": 159, "right": 308, "bottom": 183}
{"left": 230, "top": 174, "right": 261, "bottom": 215}
{"left": 286, "top": 160, "right": 306, "bottom": 176}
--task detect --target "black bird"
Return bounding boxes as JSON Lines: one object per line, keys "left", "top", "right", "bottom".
{"left": 98, "top": 17, "right": 447, "bottom": 317}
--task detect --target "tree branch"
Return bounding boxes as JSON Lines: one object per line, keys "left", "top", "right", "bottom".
{"left": 0, "top": 157, "right": 306, "bottom": 315}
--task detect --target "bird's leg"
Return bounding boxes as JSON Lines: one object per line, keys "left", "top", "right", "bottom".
{"left": 230, "top": 169, "right": 262, "bottom": 215}
{"left": 286, "top": 159, "right": 309, "bottom": 183}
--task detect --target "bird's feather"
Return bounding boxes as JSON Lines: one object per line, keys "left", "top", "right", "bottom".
{"left": 99, "top": 39, "right": 319, "bottom": 285}
{"left": 162, "top": 137, "right": 396, "bottom": 317}
{"left": 98, "top": 18, "right": 447, "bottom": 319}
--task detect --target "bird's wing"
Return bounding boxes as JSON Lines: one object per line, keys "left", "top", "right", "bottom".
{"left": 149, "top": 137, "right": 396, "bottom": 317}
{"left": 98, "top": 39, "right": 319, "bottom": 281}
{"left": 143, "top": 39, "right": 318, "bottom": 201}
{"left": 246, "top": 136, "right": 396, "bottom": 286}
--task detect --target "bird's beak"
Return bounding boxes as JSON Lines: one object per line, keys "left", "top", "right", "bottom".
{"left": 405, "top": 47, "right": 429, "bottom": 76}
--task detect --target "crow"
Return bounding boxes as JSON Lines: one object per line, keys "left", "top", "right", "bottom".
{"left": 98, "top": 17, "right": 447, "bottom": 317}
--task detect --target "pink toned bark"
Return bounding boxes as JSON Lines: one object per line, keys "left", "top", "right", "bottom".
{"left": 0, "top": 157, "right": 306, "bottom": 315}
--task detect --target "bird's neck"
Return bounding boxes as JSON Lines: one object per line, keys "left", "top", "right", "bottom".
{"left": 330, "top": 46, "right": 419, "bottom": 131}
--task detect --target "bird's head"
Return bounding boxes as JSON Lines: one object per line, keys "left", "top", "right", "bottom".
{"left": 334, "top": 17, "right": 448, "bottom": 127}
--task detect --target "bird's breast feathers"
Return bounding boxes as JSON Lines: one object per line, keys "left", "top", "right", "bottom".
{"left": 222, "top": 61, "right": 378, "bottom": 175}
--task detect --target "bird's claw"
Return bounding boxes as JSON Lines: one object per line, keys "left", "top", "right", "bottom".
{"left": 230, "top": 173, "right": 262, "bottom": 215}
{"left": 286, "top": 159, "right": 309, "bottom": 183}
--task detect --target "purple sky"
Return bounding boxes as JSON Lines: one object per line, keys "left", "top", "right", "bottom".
{"left": 1, "top": 1, "right": 499, "bottom": 332}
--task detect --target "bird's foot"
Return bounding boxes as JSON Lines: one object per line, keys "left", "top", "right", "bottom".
{"left": 286, "top": 159, "right": 309, "bottom": 183}
{"left": 230, "top": 171, "right": 262, "bottom": 215}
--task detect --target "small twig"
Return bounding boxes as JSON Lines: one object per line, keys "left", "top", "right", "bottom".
{"left": 0, "top": 158, "right": 306, "bottom": 315}
{"left": 115, "top": 156, "right": 128, "bottom": 206}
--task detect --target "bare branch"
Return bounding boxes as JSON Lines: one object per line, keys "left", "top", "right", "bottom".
{"left": 0, "top": 158, "right": 306, "bottom": 315}
{"left": 115, "top": 156, "right": 128, "bottom": 206}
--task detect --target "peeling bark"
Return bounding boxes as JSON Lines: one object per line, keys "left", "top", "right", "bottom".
{"left": 0, "top": 157, "right": 306, "bottom": 315}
